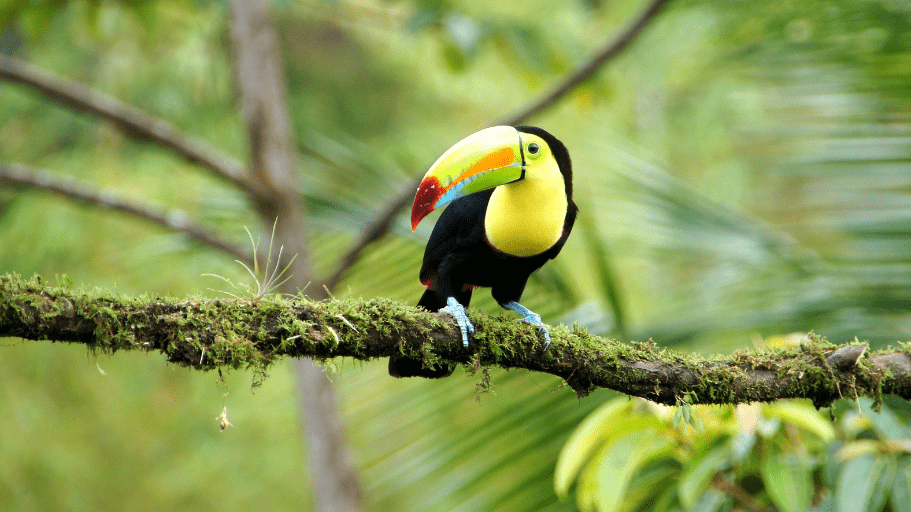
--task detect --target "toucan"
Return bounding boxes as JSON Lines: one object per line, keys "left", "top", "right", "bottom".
{"left": 389, "top": 125, "right": 577, "bottom": 378}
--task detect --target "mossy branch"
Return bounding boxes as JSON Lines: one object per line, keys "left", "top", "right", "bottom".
{"left": 2, "top": 273, "right": 909, "bottom": 407}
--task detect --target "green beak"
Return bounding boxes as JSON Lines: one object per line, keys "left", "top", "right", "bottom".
{"left": 411, "top": 126, "right": 526, "bottom": 231}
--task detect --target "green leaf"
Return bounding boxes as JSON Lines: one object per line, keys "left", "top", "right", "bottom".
{"left": 822, "top": 441, "right": 845, "bottom": 489}
{"left": 761, "top": 453, "right": 813, "bottom": 512}
{"left": 678, "top": 445, "right": 729, "bottom": 511}
{"left": 594, "top": 428, "right": 674, "bottom": 512}
{"left": 892, "top": 457, "right": 911, "bottom": 512}
{"left": 623, "top": 459, "right": 679, "bottom": 511}
{"left": 577, "top": 455, "right": 601, "bottom": 512}
{"left": 651, "top": 482, "right": 682, "bottom": 512}
{"left": 594, "top": 429, "right": 655, "bottom": 512}
{"left": 858, "top": 398, "right": 911, "bottom": 440}
{"left": 691, "top": 407, "right": 704, "bottom": 433}
{"left": 837, "top": 454, "right": 876, "bottom": 512}
{"left": 868, "top": 457, "right": 896, "bottom": 512}
{"left": 765, "top": 402, "right": 835, "bottom": 442}
{"left": 555, "top": 398, "right": 632, "bottom": 497}
{"left": 835, "top": 440, "right": 882, "bottom": 462}
{"left": 578, "top": 414, "right": 671, "bottom": 508}
{"left": 836, "top": 454, "right": 892, "bottom": 512}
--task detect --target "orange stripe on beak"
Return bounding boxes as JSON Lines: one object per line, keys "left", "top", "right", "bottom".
{"left": 410, "top": 147, "right": 516, "bottom": 231}
{"left": 452, "top": 147, "right": 515, "bottom": 186}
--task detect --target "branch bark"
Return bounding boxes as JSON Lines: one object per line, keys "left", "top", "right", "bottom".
{"left": 322, "top": 0, "right": 673, "bottom": 291}
{"left": 4, "top": 274, "right": 908, "bottom": 408}
{"left": 0, "top": 54, "right": 256, "bottom": 196}
{"left": 0, "top": 162, "right": 249, "bottom": 262}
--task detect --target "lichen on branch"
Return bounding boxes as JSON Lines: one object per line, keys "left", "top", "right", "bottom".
{"left": 1, "top": 273, "right": 909, "bottom": 407}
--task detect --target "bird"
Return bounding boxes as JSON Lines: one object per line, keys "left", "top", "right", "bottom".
{"left": 389, "top": 125, "right": 577, "bottom": 378}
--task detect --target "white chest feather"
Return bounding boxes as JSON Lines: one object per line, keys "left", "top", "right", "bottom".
{"left": 484, "top": 166, "right": 567, "bottom": 257}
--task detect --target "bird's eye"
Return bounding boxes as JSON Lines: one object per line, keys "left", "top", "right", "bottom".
{"left": 527, "top": 142, "right": 540, "bottom": 155}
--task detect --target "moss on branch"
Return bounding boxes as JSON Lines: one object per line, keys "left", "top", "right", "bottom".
{"left": 1, "top": 273, "right": 909, "bottom": 406}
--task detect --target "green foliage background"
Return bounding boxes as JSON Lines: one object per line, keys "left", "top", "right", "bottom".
{"left": 1, "top": 0, "right": 911, "bottom": 510}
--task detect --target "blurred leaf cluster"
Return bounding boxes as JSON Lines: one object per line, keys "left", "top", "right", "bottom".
{"left": 2, "top": 0, "right": 911, "bottom": 510}
{"left": 557, "top": 396, "right": 911, "bottom": 512}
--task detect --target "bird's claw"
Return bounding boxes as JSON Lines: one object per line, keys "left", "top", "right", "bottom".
{"left": 441, "top": 297, "right": 474, "bottom": 348}
{"left": 519, "top": 314, "right": 551, "bottom": 350}
{"left": 504, "top": 301, "right": 551, "bottom": 350}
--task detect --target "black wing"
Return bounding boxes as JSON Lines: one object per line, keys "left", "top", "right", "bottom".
{"left": 418, "top": 190, "right": 493, "bottom": 286}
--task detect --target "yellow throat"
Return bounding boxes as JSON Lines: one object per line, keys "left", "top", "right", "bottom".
{"left": 484, "top": 158, "right": 568, "bottom": 257}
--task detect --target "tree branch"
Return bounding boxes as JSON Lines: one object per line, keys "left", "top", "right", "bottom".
{"left": 322, "top": 0, "right": 673, "bottom": 290}
{"left": 0, "top": 54, "right": 257, "bottom": 197}
{"left": 0, "top": 162, "right": 250, "bottom": 262}
{"left": 3, "top": 274, "right": 908, "bottom": 407}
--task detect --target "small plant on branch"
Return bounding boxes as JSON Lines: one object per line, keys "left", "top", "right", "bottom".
{"left": 203, "top": 219, "right": 296, "bottom": 302}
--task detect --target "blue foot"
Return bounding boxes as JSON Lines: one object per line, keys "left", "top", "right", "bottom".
{"left": 503, "top": 301, "right": 551, "bottom": 349}
{"left": 440, "top": 296, "right": 474, "bottom": 348}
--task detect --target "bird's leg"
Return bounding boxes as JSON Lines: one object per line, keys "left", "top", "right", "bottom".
{"left": 440, "top": 296, "right": 475, "bottom": 348}
{"left": 502, "top": 301, "right": 551, "bottom": 349}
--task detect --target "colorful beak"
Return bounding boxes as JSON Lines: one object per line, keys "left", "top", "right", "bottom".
{"left": 411, "top": 126, "right": 526, "bottom": 231}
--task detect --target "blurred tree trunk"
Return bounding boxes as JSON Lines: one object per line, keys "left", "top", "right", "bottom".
{"left": 228, "top": 1, "right": 364, "bottom": 511}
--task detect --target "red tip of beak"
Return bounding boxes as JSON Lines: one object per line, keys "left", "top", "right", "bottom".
{"left": 411, "top": 176, "right": 445, "bottom": 231}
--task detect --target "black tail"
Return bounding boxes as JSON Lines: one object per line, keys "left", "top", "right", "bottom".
{"left": 417, "top": 287, "right": 445, "bottom": 310}
{"left": 417, "top": 287, "right": 473, "bottom": 310}
{"left": 388, "top": 288, "right": 472, "bottom": 378}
